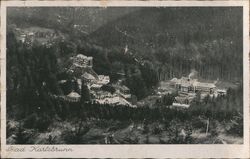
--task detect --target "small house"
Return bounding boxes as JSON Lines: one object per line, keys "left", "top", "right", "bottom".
{"left": 66, "top": 91, "right": 81, "bottom": 102}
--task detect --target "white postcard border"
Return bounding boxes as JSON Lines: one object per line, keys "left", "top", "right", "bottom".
{"left": 1, "top": 1, "right": 249, "bottom": 158}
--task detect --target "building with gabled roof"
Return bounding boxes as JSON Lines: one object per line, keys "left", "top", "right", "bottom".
{"left": 64, "top": 91, "right": 81, "bottom": 102}
{"left": 73, "top": 54, "right": 93, "bottom": 68}
{"left": 113, "top": 84, "right": 131, "bottom": 99}
{"left": 82, "top": 72, "right": 96, "bottom": 82}
{"left": 194, "top": 82, "right": 216, "bottom": 93}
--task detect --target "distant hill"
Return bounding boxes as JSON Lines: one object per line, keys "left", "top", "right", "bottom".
{"left": 90, "top": 7, "right": 242, "bottom": 52}
{"left": 7, "top": 7, "right": 140, "bottom": 34}
{"left": 90, "top": 7, "right": 243, "bottom": 81}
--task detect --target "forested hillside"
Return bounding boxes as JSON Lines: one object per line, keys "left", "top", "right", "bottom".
{"left": 7, "top": 7, "right": 139, "bottom": 34}
{"left": 91, "top": 7, "right": 243, "bottom": 81}
{"left": 7, "top": 7, "right": 243, "bottom": 83}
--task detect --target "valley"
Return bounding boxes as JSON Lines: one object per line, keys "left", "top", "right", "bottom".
{"left": 6, "top": 7, "right": 243, "bottom": 144}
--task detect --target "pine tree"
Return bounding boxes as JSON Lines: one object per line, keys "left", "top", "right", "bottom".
{"left": 15, "top": 123, "right": 28, "bottom": 144}
{"left": 80, "top": 80, "right": 90, "bottom": 103}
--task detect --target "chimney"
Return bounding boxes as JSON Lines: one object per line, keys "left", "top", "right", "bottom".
{"left": 188, "top": 69, "right": 198, "bottom": 80}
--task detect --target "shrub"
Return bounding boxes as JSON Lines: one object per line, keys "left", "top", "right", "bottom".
{"left": 23, "top": 113, "right": 37, "bottom": 129}
{"left": 36, "top": 115, "right": 51, "bottom": 131}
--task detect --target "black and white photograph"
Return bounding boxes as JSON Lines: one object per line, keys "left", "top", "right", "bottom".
{"left": 5, "top": 5, "right": 245, "bottom": 145}
{"left": 1, "top": 1, "right": 250, "bottom": 158}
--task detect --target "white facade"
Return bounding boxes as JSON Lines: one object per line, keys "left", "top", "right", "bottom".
{"left": 97, "top": 75, "right": 110, "bottom": 85}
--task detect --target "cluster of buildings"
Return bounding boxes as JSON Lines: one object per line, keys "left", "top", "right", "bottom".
{"left": 13, "top": 26, "right": 58, "bottom": 48}
{"left": 60, "top": 54, "right": 134, "bottom": 107}
{"left": 169, "top": 76, "right": 226, "bottom": 108}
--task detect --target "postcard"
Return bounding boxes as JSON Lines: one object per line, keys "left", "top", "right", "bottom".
{"left": 1, "top": 0, "right": 249, "bottom": 158}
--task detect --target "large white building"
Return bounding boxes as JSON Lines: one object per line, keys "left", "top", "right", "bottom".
{"left": 171, "top": 77, "right": 216, "bottom": 94}
{"left": 170, "top": 76, "right": 218, "bottom": 108}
